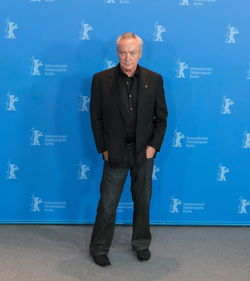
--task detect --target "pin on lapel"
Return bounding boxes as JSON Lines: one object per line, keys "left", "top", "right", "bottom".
{"left": 145, "top": 84, "right": 148, "bottom": 88}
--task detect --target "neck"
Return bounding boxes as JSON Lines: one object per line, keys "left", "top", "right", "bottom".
{"left": 120, "top": 66, "right": 137, "bottom": 77}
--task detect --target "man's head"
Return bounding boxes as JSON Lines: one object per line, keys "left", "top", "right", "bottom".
{"left": 116, "top": 32, "right": 143, "bottom": 76}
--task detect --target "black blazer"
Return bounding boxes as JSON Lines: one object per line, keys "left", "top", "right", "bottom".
{"left": 90, "top": 65, "right": 168, "bottom": 167}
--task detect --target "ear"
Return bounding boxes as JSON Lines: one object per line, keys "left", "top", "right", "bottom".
{"left": 139, "top": 49, "right": 142, "bottom": 58}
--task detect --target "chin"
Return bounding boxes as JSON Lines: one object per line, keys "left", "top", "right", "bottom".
{"left": 124, "top": 66, "right": 133, "bottom": 71}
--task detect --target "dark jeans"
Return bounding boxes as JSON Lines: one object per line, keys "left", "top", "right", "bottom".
{"left": 89, "top": 143, "right": 154, "bottom": 255}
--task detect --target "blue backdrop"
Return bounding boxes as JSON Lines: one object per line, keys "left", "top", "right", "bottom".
{"left": 1, "top": 0, "right": 250, "bottom": 225}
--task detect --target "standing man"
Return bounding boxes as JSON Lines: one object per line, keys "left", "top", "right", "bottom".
{"left": 89, "top": 32, "right": 168, "bottom": 266}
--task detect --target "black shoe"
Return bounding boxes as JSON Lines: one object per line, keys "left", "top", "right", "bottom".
{"left": 136, "top": 249, "right": 151, "bottom": 261}
{"left": 92, "top": 254, "right": 111, "bottom": 266}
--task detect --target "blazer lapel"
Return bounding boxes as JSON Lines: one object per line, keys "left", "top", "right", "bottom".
{"left": 108, "top": 66, "right": 126, "bottom": 127}
{"left": 137, "top": 66, "right": 149, "bottom": 122}
{"left": 109, "top": 66, "right": 120, "bottom": 109}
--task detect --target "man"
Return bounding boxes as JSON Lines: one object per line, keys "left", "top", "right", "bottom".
{"left": 89, "top": 32, "right": 168, "bottom": 266}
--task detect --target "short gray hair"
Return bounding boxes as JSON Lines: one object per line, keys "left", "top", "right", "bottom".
{"left": 116, "top": 32, "right": 143, "bottom": 50}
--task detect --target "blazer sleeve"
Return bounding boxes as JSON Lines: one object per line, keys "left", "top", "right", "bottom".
{"left": 90, "top": 74, "right": 106, "bottom": 153}
{"left": 148, "top": 75, "right": 168, "bottom": 151}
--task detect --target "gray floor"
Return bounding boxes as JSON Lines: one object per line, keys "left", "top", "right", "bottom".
{"left": 0, "top": 225, "right": 249, "bottom": 281}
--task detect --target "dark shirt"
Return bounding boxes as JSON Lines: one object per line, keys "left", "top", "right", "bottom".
{"left": 118, "top": 64, "right": 139, "bottom": 143}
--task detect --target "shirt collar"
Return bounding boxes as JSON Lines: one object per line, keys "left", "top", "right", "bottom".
{"left": 118, "top": 64, "right": 139, "bottom": 78}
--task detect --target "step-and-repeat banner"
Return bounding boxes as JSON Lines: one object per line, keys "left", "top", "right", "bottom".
{"left": 1, "top": 0, "right": 250, "bottom": 225}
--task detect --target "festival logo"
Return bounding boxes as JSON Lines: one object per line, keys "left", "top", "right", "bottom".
{"left": 217, "top": 163, "right": 230, "bottom": 181}
{"left": 153, "top": 22, "right": 166, "bottom": 42}
{"left": 247, "top": 64, "right": 250, "bottom": 80}
{"left": 30, "top": 194, "right": 66, "bottom": 212}
{"left": 172, "top": 129, "right": 208, "bottom": 148}
{"left": 5, "top": 19, "right": 18, "bottom": 39}
{"left": 225, "top": 24, "right": 239, "bottom": 44}
{"left": 31, "top": 128, "right": 43, "bottom": 146}
{"left": 78, "top": 162, "right": 90, "bottom": 180}
{"left": 30, "top": 57, "right": 43, "bottom": 76}
{"left": 152, "top": 165, "right": 160, "bottom": 180}
{"left": 170, "top": 196, "right": 205, "bottom": 214}
{"left": 238, "top": 197, "right": 250, "bottom": 214}
{"left": 31, "top": 194, "right": 43, "bottom": 212}
{"left": 6, "top": 91, "right": 19, "bottom": 111}
{"left": 79, "top": 94, "right": 90, "bottom": 112}
{"left": 104, "top": 58, "right": 116, "bottom": 70}
{"left": 79, "top": 20, "right": 93, "bottom": 40}
{"left": 242, "top": 131, "right": 250, "bottom": 149}
{"left": 176, "top": 59, "right": 212, "bottom": 79}
{"left": 173, "top": 130, "right": 185, "bottom": 147}
{"left": 170, "top": 197, "right": 182, "bottom": 213}
{"left": 6, "top": 161, "right": 19, "bottom": 179}
{"left": 106, "top": 0, "right": 130, "bottom": 3}
{"left": 30, "top": 56, "right": 68, "bottom": 76}
{"left": 176, "top": 60, "right": 189, "bottom": 78}
{"left": 30, "top": 128, "right": 67, "bottom": 146}
{"left": 30, "top": 0, "right": 56, "bottom": 2}
{"left": 178, "top": 0, "right": 216, "bottom": 6}
{"left": 221, "top": 96, "right": 234, "bottom": 114}
{"left": 179, "top": 0, "right": 189, "bottom": 5}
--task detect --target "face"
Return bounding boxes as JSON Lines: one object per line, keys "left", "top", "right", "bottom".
{"left": 117, "top": 38, "right": 142, "bottom": 74}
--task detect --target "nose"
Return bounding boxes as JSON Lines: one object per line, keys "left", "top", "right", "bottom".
{"left": 124, "top": 53, "right": 131, "bottom": 62}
